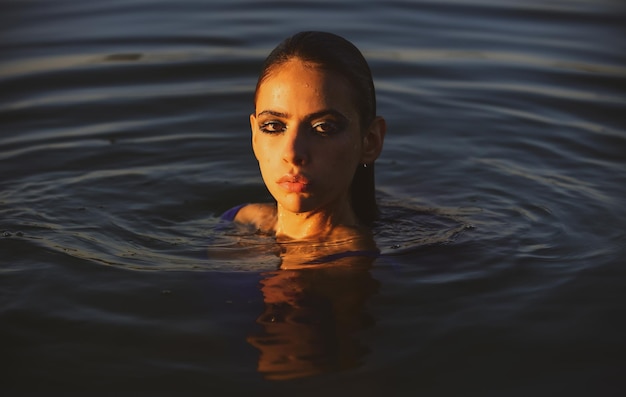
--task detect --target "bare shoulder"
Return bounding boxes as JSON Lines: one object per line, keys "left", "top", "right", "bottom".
{"left": 233, "top": 203, "right": 277, "bottom": 232}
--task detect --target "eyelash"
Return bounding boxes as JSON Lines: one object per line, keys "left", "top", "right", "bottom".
{"left": 259, "top": 121, "right": 286, "bottom": 134}
{"left": 259, "top": 120, "right": 344, "bottom": 136}
{"left": 312, "top": 121, "right": 343, "bottom": 135}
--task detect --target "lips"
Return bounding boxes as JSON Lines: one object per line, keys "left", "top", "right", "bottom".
{"left": 276, "top": 174, "right": 311, "bottom": 193}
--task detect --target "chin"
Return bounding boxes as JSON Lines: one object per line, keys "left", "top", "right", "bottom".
{"left": 277, "top": 196, "right": 317, "bottom": 214}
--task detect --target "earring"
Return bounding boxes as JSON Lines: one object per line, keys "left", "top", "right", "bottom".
{"left": 363, "top": 163, "right": 368, "bottom": 168}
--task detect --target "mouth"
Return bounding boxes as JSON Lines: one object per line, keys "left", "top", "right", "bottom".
{"left": 276, "top": 174, "right": 311, "bottom": 193}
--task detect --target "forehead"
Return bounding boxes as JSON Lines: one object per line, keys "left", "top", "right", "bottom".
{"left": 256, "top": 59, "right": 356, "bottom": 113}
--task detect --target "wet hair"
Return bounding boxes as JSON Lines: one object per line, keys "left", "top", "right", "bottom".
{"left": 254, "top": 31, "right": 380, "bottom": 225}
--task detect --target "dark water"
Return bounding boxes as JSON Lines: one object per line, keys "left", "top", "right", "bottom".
{"left": 1, "top": 0, "right": 625, "bottom": 395}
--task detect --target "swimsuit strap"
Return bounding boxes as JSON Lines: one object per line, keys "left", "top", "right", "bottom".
{"left": 220, "top": 203, "right": 248, "bottom": 222}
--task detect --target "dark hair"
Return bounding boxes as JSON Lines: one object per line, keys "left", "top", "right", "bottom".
{"left": 254, "top": 31, "right": 380, "bottom": 225}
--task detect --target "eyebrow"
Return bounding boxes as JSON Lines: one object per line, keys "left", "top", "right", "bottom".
{"left": 257, "top": 110, "right": 288, "bottom": 118}
{"left": 257, "top": 108, "right": 349, "bottom": 123}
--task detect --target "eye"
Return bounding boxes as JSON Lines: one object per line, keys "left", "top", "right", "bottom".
{"left": 259, "top": 120, "right": 286, "bottom": 134}
{"left": 312, "top": 120, "right": 343, "bottom": 136}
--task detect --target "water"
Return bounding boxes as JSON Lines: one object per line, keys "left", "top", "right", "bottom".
{"left": 1, "top": 0, "right": 625, "bottom": 395}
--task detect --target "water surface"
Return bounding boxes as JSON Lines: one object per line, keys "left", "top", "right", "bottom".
{"left": 1, "top": 0, "right": 625, "bottom": 395}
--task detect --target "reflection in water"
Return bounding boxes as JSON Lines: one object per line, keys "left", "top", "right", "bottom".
{"left": 247, "top": 256, "right": 379, "bottom": 380}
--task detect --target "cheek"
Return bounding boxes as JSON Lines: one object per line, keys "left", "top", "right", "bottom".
{"left": 319, "top": 139, "right": 360, "bottom": 173}
{"left": 341, "top": 133, "right": 363, "bottom": 162}
{"left": 255, "top": 140, "right": 274, "bottom": 164}
{"left": 352, "top": 140, "right": 362, "bottom": 157}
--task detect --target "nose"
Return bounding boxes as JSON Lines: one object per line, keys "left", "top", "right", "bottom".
{"left": 282, "top": 124, "right": 310, "bottom": 166}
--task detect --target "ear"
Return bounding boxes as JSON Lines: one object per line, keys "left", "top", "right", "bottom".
{"left": 360, "top": 116, "right": 386, "bottom": 164}
{"left": 250, "top": 113, "right": 260, "bottom": 161}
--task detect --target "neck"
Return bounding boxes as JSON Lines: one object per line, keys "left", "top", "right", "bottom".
{"left": 274, "top": 201, "right": 360, "bottom": 241}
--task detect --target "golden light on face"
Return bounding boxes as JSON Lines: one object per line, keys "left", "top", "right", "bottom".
{"left": 250, "top": 59, "right": 365, "bottom": 217}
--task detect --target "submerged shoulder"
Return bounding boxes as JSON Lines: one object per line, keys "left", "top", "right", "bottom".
{"left": 234, "top": 203, "right": 277, "bottom": 232}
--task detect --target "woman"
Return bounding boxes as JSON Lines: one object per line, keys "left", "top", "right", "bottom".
{"left": 225, "top": 31, "right": 386, "bottom": 260}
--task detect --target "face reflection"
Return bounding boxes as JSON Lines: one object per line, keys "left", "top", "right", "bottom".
{"left": 251, "top": 59, "right": 364, "bottom": 216}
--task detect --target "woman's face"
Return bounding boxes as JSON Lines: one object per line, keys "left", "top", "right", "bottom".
{"left": 250, "top": 58, "right": 365, "bottom": 216}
